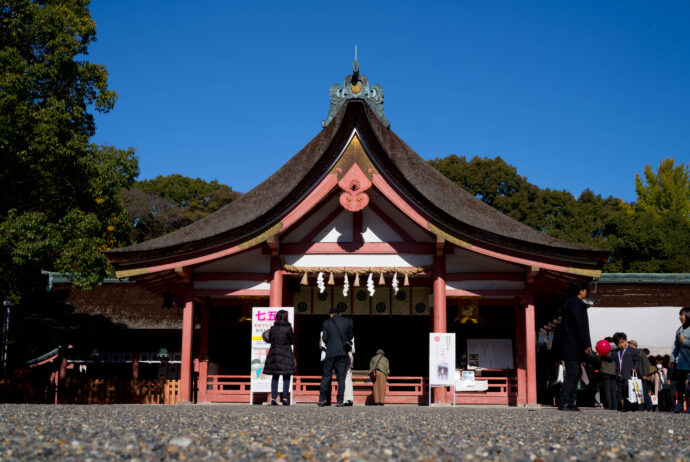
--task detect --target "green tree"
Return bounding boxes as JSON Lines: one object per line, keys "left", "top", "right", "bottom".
{"left": 604, "top": 158, "right": 690, "bottom": 272}
{"left": 428, "top": 155, "right": 621, "bottom": 248}
{"left": 0, "top": 1, "right": 138, "bottom": 299}
{"left": 122, "top": 174, "right": 240, "bottom": 243}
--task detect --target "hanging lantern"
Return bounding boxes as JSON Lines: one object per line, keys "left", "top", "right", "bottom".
{"left": 300, "top": 272, "right": 309, "bottom": 286}
{"left": 353, "top": 273, "right": 360, "bottom": 287}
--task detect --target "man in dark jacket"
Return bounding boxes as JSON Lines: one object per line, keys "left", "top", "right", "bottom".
{"left": 555, "top": 279, "right": 592, "bottom": 411}
{"left": 318, "top": 308, "right": 353, "bottom": 407}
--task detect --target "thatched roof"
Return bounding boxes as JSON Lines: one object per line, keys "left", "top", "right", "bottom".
{"left": 107, "top": 100, "right": 609, "bottom": 269}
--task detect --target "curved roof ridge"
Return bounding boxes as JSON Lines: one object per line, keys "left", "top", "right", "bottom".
{"left": 365, "top": 109, "right": 603, "bottom": 253}
{"left": 108, "top": 102, "right": 347, "bottom": 256}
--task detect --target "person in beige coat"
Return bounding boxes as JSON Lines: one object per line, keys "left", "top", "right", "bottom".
{"left": 368, "top": 349, "right": 390, "bottom": 406}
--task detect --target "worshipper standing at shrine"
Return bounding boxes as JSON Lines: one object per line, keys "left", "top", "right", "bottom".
{"left": 553, "top": 279, "right": 592, "bottom": 411}
{"left": 318, "top": 308, "right": 353, "bottom": 407}
{"left": 263, "top": 309, "right": 296, "bottom": 406}
{"left": 611, "top": 332, "right": 640, "bottom": 411}
{"left": 670, "top": 306, "right": 690, "bottom": 413}
{"left": 368, "top": 349, "right": 390, "bottom": 406}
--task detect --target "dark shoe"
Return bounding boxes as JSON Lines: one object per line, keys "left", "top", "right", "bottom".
{"left": 569, "top": 406, "right": 581, "bottom": 412}
{"left": 336, "top": 402, "right": 345, "bottom": 407}
{"left": 271, "top": 399, "right": 278, "bottom": 406}
{"left": 558, "top": 406, "right": 573, "bottom": 411}
{"left": 317, "top": 401, "right": 327, "bottom": 407}
{"left": 344, "top": 401, "right": 353, "bottom": 406}
{"left": 281, "top": 399, "right": 289, "bottom": 406}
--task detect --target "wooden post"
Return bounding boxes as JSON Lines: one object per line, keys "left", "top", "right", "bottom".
{"left": 269, "top": 254, "right": 283, "bottom": 307}
{"left": 432, "top": 247, "right": 447, "bottom": 404}
{"left": 198, "top": 304, "right": 211, "bottom": 403}
{"left": 524, "top": 287, "right": 537, "bottom": 405}
{"left": 514, "top": 304, "right": 527, "bottom": 405}
{"left": 132, "top": 355, "right": 139, "bottom": 380}
{"left": 180, "top": 281, "right": 194, "bottom": 403}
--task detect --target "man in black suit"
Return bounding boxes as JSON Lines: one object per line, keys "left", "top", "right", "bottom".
{"left": 555, "top": 279, "right": 592, "bottom": 411}
{"left": 318, "top": 307, "right": 353, "bottom": 407}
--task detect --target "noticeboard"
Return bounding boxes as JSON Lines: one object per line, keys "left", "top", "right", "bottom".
{"left": 250, "top": 307, "right": 294, "bottom": 394}
{"left": 429, "top": 332, "right": 456, "bottom": 386}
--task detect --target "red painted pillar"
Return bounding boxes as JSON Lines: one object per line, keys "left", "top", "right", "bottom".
{"left": 524, "top": 287, "right": 537, "bottom": 405}
{"left": 432, "top": 250, "right": 447, "bottom": 403}
{"left": 132, "top": 355, "right": 139, "bottom": 380}
{"left": 180, "top": 282, "right": 194, "bottom": 402}
{"left": 515, "top": 305, "right": 527, "bottom": 405}
{"left": 198, "top": 304, "right": 210, "bottom": 403}
{"left": 269, "top": 255, "right": 283, "bottom": 307}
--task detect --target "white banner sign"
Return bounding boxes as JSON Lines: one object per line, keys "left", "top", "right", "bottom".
{"left": 250, "top": 307, "right": 294, "bottom": 393}
{"left": 429, "top": 332, "right": 456, "bottom": 386}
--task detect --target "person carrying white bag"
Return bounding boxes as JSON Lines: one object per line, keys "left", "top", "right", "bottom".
{"left": 611, "top": 332, "right": 641, "bottom": 411}
{"left": 627, "top": 370, "right": 644, "bottom": 405}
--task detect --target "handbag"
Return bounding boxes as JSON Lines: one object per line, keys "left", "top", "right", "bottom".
{"left": 627, "top": 371, "right": 644, "bottom": 404}
{"left": 262, "top": 329, "right": 270, "bottom": 343}
{"left": 370, "top": 355, "right": 383, "bottom": 382}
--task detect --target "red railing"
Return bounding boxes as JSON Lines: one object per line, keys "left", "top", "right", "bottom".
{"left": 203, "top": 374, "right": 517, "bottom": 405}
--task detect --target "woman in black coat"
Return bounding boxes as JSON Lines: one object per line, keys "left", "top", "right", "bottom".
{"left": 263, "top": 309, "right": 296, "bottom": 405}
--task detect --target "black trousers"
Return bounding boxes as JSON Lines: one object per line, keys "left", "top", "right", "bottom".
{"left": 671, "top": 369, "right": 689, "bottom": 409}
{"left": 271, "top": 374, "right": 291, "bottom": 400}
{"left": 319, "top": 355, "right": 349, "bottom": 404}
{"left": 601, "top": 374, "right": 617, "bottom": 410}
{"left": 559, "top": 360, "right": 581, "bottom": 408}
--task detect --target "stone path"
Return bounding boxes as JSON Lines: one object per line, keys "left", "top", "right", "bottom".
{"left": 0, "top": 404, "right": 687, "bottom": 461}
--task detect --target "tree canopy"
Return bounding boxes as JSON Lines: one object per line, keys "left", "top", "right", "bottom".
{"left": 122, "top": 174, "right": 241, "bottom": 243}
{"left": 0, "top": 0, "right": 138, "bottom": 298}
{"left": 429, "top": 154, "right": 689, "bottom": 272}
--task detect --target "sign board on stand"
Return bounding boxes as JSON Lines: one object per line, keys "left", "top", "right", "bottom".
{"left": 428, "top": 332, "right": 456, "bottom": 405}
{"left": 250, "top": 307, "right": 294, "bottom": 404}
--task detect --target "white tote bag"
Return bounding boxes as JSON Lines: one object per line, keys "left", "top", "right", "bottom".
{"left": 627, "top": 371, "right": 644, "bottom": 404}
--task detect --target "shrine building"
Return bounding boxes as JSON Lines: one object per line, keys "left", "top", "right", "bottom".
{"left": 106, "top": 62, "right": 609, "bottom": 405}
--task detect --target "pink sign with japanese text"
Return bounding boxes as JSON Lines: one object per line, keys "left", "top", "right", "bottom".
{"left": 250, "top": 307, "right": 294, "bottom": 394}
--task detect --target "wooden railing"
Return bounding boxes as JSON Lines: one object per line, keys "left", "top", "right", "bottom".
{"left": 203, "top": 374, "right": 516, "bottom": 405}
{"left": 0, "top": 378, "right": 181, "bottom": 405}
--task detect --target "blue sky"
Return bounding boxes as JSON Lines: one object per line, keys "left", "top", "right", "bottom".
{"left": 88, "top": 1, "right": 689, "bottom": 203}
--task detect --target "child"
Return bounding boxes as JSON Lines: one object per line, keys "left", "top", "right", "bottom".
{"left": 611, "top": 332, "right": 641, "bottom": 411}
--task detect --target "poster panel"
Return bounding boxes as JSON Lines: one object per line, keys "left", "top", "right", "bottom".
{"left": 250, "top": 307, "right": 294, "bottom": 393}
{"left": 466, "top": 338, "right": 514, "bottom": 370}
{"left": 429, "top": 332, "right": 456, "bottom": 386}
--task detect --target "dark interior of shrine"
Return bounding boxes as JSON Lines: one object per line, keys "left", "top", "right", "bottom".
{"left": 208, "top": 304, "right": 517, "bottom": 377}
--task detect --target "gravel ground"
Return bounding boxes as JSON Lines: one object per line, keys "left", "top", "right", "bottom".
{"left": 0, "top": 404, "right": 687, "bottom": 461}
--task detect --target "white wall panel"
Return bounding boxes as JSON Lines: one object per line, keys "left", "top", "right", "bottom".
{"left": 445, "top": 280, "right": 524, "bottom": 291}
{"left": 194, "top": 248, "right": 270, "bottom": 273}
{"left": 446, "top": 248, "right": 523, "bottom": 273}
{"left": 284, "top": 254, "right": 433, "bottom": 268}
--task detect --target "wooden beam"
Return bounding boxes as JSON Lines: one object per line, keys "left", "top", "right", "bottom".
{"left": 194, "top": 273, "right": 270, "bottom": 281}
{"left": 281, "top": 242, "right": 435, "bottom": 255}
{"left": 445, "top": 272, "right": 523, "bottom": 282}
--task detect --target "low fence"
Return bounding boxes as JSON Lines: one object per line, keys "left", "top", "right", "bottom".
{"left": 0, "top": 378, "right": 181, "bottom": 404}
{"left": 204, "top": 374, "right": 517, "bottom": 405}
{"left": 1, "top": 374, "right": 516, "bottom": 405}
